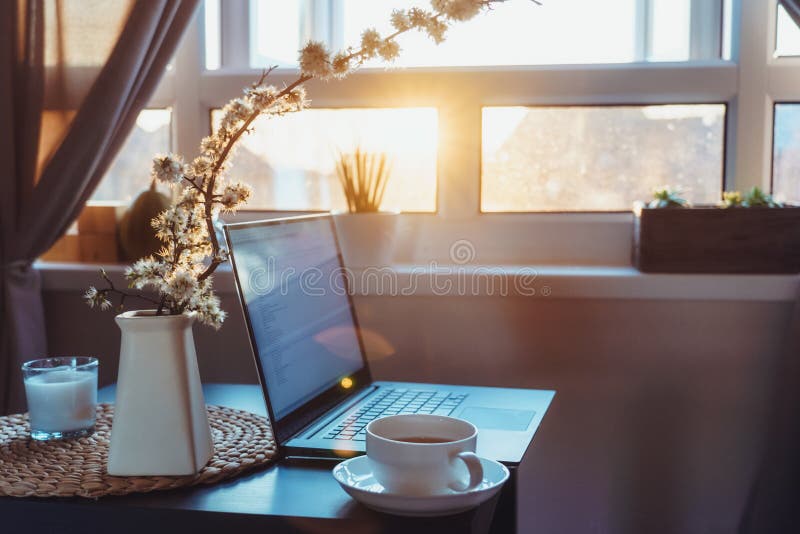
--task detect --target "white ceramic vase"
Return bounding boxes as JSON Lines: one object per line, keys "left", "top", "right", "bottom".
{"left": 107, "top": 310, "right": 214, "bottom": 476}
{"left": 332, "top": 211, "right": 399, "bottom": 267}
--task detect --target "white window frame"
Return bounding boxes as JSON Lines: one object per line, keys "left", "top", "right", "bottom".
{"left": 134, "top": 0, "right": 790, "bottom": 265}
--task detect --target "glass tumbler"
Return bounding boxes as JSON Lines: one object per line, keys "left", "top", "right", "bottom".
{"left": 21, "top": 357, "right": 99, "bottom": 440}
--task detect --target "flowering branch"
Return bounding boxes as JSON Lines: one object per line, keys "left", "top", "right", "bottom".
{"left": 85, "top": 269, "right": 161, "bottom": 311}
{"left": 85, "top": 0, "right": 529, "bottom": 328}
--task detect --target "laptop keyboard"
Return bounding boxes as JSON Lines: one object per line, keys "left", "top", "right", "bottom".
{"left": 322, "top": 388, "right": 468, "bottom": 442}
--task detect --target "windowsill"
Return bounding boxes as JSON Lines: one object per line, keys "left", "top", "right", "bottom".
{"left": 35, "top": 261, "right": 799, "bottom": 302}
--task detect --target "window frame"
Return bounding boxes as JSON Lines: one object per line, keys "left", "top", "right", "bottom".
{"left": 88, "top": 0, "right": 795, "bottom": 265}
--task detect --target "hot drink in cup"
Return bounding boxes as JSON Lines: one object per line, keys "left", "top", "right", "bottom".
{"left": 366, "top": 414, "right": 483, "bottom": 495}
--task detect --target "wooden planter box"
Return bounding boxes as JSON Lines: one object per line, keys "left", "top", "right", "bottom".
{"left": 632, "top": 205, "right": 800, "bottom": 273}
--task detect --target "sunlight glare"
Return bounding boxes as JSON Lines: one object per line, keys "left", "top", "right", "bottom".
{"left": 213, "top": 108, "right": 438, "bottom": 211}
{"left": 250, "top": 0, "right": 302, "bottom": 67}
{"left": 135, "top": 109, "right": 171, "bottom": 133}
{"left": 204, "top": 0, "right": 221, "bottom": 70}
{"left": 649, "top": 0, "right": 690, "bottom": 61}
{"left": 342, "top": 0, "right": 638, "bottom": 67}
{"left": 776, "top": 4, "right": 800, "bottom": 57}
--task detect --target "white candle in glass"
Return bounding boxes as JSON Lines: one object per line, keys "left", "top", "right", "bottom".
{"left": 22, "top": 357, "right": 99, "bottom": 439}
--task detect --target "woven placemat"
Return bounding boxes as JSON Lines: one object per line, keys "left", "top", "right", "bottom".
{"left": 0, "top": 403, "right": 276, "bottom": 498}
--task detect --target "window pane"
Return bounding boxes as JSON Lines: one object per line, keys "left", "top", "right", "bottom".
{"left": 773, "top": 103, "right": 800, "bottom": 204}
{"left": 649, "top": 0, "right": 691, "bottom": 62}
{"left": 212, "top": 108, "right": 437, "bottom": 212}
{"left": 204, "top": 0, "right": 221, "bottom": 70}
{"left": 250, "top": 0, "right": 303, "bottom": 67}
{"left": 776, "top": 4, "right": 800, "bottom": 57}
{"left": 340, "top": 0, "right": 701, "bottom": 67}
{"left": 481, "top": 105, "right": 725, "bottom": 212}
{"left": 91, "top": 109, "right": 172, "bottom": 202}
{"left": 722, "top": 0, "right": 733, "bottom": 60}
{"left": 343, "top": 0, "right": 635, "bottom": 66}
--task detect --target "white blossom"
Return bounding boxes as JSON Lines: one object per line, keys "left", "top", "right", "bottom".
{"left": 390, "top": 10, "right": 412, "bottom": 31}
{"left": 188, "top": 155, "right": 214, "bottom": 181}
{"left": 167, "top": 269, "right": 198, "bottom": 303}
{"left": 379, "top": 40, "right": 401, "bottom": 62}
{"left": 331, "top": 52, "right": 352, "bottom": 77}
{"left": 125, "top": 257, "right": 167, "bottom": 290}
{"left": 299, "top": 41, "right": 332, "bottom": 79}
{"left": 409, "top": 7, "right": 434, "bottom": 27}
{"left": 152, "top": 154, "right": 185, "bottom": 184}
{"left": 220, "top": 97, "right": 254, "bottom": 132}
{"left": 360, "top": 29, "right": 382, "bottom": 57}
{"left": 219, "top": 182, "right": 253, "bottom": 211}
{"left": 432, "top": 0, "right": 484, "bottom": 22}
{"left": 245, "top": 84, "right": 279, "bottom": 109}
{"left": 284, "top": 87, "right": 308, "bottom": 111}
{"left": 84, "top": 286, "right": 112, "bottom": 310}
{"left": 83, "top": 286, "right": 111, "bottom": 311}
{"left": 425, "top": 18, "right": 449, "bottom": 43}
{"left": 193, "top": 292, "right": 226, "bottom": 329}
{"left": 200, "top": 135, "right": 223, "bottom": 156}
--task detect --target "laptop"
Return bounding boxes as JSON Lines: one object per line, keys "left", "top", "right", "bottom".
{"left": 224, "top": 214, "right": 554, "bottom": 463}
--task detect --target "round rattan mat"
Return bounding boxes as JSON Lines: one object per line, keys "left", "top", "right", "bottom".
{"left": 0, "top": 403, "right": 276, "bottom": 498}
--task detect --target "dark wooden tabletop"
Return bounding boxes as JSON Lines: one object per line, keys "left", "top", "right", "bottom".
{"left": 0, "top": 384, "right": 519, "bottom": 534}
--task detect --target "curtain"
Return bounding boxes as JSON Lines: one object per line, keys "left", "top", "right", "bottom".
{"left": 0, "top": 0, "right": 199, "bottom": 414}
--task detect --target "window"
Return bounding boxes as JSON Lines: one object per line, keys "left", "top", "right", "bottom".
{"left": 94, "top": 0, "right": 733, "bottom": 215}
{"left": 482, "top": 105, "right": 725, "bottom": 212}
{"left": 249, "top": 0, "right": 302, "bottom": 68}
{"left": 79, "top": 0, "right": 798, "bottom": 264}
{"left": 212, "top": 107, "right": 438, "bottom": 211}
{"left": 338, "top": 0, "right": 686, "bottom": 67}
{"left": 244, "top": 0, "right": 716, "bottom": 69}
{"left": 91, "top": 109, "right": 172, "bottom": 202}
{"left": 774, "top": 5, "right": 800, "bottom": 206}
{"left": 776, "top": 3, "right": 800, "bottom": 56}
{"left": 773, "top": 103, "right": 800, "bottom": 204}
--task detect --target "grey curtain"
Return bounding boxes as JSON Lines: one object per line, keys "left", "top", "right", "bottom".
{"left": 0, "top": 0, "right": 199, "bottom": 414}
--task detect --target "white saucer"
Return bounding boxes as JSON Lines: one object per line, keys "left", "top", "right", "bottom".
{"left": 332, "top": 455, "right": 509, "bottom": 517}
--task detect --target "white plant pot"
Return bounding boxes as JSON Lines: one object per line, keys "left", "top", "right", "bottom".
{"left": 108, "top": 311, "right": 214, "bottom": 476}
{"left": 333, "top": 212, "right": 399, "bottom": 267}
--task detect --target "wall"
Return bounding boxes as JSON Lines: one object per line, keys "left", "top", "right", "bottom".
{"left": 42, "top": 278, "right": 794, "bottom": 534}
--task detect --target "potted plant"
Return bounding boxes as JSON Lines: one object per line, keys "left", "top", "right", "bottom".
{"left": 632, "top": 187, "right": 800, "bottom": 273}
{"left": 332, "top": 148, "right": 399, "bottom": 266}
{"left": 83, "top": 0, "right": 519, "bottom": 476}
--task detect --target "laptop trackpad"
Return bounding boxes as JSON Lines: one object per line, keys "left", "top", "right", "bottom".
{"left": 459, "top": 407, "right": 535, "bottom": 431}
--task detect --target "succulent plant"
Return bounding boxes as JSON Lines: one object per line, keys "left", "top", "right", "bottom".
{"left": 742, "top": 186, "right": 782, "bottom": 208}
{"left": 722, "top": 190, "right": 743, "bottom": 208}
{"left": 722, "top": 187, "right": 784, "bottom": 208}
{"left": 648, "top": 188, "right": 689, "bottom": 209}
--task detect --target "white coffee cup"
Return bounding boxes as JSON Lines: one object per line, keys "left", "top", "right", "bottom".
{"left": 366, "top": 414, "right": 484, "bottom": 495}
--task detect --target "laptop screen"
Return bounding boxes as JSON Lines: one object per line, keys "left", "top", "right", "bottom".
{"left": 226, "top": 216, "right": 366, "bottom": 421}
